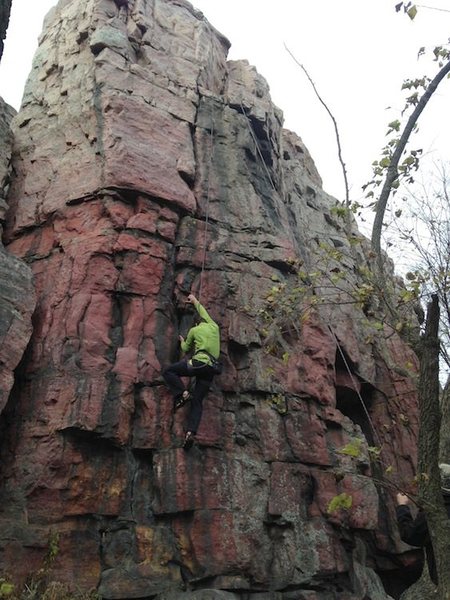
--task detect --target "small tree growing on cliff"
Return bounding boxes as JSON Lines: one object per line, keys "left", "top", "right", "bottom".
{"left": 365, "top": 5, "right": 450, "bottom": 596}
{"left": 287, "top": 3, "right": 450, "bottom": 595}
{"left": 415, "top": 295, "right": 450, "bottom": 598}
{"left": 383, "top": 164, "right": 450, "bottom": 464}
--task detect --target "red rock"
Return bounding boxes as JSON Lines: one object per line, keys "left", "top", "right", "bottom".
{"left": 0, "top": 99, "right": 35, "bottom": 412}
{"left": 268, "top": 462, "right": 311, "bottom": 518}
{"left": 102, "top": 94, "right": 196, "bottom": 213}
{"left": 0, "top": 1, "right": 421, "bottom": 598}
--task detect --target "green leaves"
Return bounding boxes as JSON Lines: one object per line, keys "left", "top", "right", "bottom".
{"left": 0, "top": 580, "right": 15, "bottom": 598}
{"left": 330, "top": 205, "right": 349, "bottom": 219}
{"left": 407, "top": 4, "right": 417, "bottom": 20}
{"left": 387, "top": 119, "right": 401, "bottom": 134}
{"left": 327, "top": 492, "right": 353, "bottom": 514}
{"left": 401, "top": 77, "right": 429, "bottom": 91}
{"left": 269, "top": 393, "right": 288, "bottom": 415}
{"left": 338, "top": 438, "right": 362, "bottom": 458}
{"left": 395, "top": 2, "right": 417, "bottom": 20}
{"left": 368, "top": 446, "right": 382, "bottom": 457}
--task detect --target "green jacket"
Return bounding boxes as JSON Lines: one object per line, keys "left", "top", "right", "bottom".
{"left": 181, "top": 301, "right": 220, "bottom": 365}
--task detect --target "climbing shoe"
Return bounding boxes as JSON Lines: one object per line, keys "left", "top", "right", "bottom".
{"left": 183, "top": 431, "right": 195, "bottom": 450}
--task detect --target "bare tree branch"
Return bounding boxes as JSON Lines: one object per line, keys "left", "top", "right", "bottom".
{"left": 371, "top": 58, "right": 450, "bottom": 264}
{"left": 284, "top": 44, "right": 350, "bottom": 211}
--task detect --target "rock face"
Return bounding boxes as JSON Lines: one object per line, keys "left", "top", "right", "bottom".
{"left": 0, "top": 0, "right": 12, "bottom": 61}
{"left": 0, "top": 97, "right": 35, "bottom": 417}
{"left": 1, "top": 1, "right": 421, "bottom": 599}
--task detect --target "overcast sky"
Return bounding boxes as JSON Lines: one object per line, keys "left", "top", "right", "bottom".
{"left": 1, "top": 0, "right": 449, "bottom": 205}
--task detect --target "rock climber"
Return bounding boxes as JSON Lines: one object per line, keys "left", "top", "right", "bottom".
{"left": 162, "top": 293, "right": 221, "bottom": 450}
{"left": 396, "top": 464, "right": 450, "bottom": 585}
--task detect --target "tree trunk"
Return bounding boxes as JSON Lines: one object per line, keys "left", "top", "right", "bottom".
{"left": 418, "top": 294, "right": 450, "bottom": 599}
{"left": 371, "top": 58, "right": 450, "bottom": 266}
{"left": 440, "top": 377, "right": 450, "bottom": 462}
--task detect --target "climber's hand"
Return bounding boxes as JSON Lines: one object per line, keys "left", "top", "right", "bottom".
{"left": 396, "top": 493, "right": 409, "bottom": 506}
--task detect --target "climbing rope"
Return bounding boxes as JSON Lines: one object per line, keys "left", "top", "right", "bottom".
{"left": 238, "top": 100, "right": 384, "bottom": 446}
{"left": 327, "top": 324, "right": 383, "bottom": 449}
{"left": 239, "top": 100, "right": 278, "bottom": 194}
{"left": 198, "top": 105, "right": 215, "bottom": 302}
{"left": 238, "top": 96, "right": 408, "bottom": 498}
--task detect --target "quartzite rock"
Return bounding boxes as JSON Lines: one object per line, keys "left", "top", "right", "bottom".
{"left": 0, "top": 0, "right": 12, "bottom": 61}
{"left": 1, "top": 1, "right": 419, "bottom": 599}
{"left": 0, "top": 97, "right": 35, "bottom": 416}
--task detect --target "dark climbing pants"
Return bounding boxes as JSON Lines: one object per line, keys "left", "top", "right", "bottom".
{"left": 163, "top": 359, "right": 215, "bottom": 434}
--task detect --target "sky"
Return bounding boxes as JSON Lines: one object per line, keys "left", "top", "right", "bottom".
{"left": 1, "top": 0, "right": 449, "bottom": 209}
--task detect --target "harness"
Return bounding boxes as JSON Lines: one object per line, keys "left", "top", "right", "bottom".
{"left": 192, "top": 349, "right": 222, "bottom": 374}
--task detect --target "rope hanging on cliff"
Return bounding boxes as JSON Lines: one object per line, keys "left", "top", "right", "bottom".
{"left": 198, "top": 108, "right": 216, "bottom": 302}
{"left": 239, "top": 100, "right": 278, "bottom": 194}
{"left": 327, "top": 324, "right": 383, "bottom": 450}
{"left": 238, "top": 99, "right": 400, "bottom": 483}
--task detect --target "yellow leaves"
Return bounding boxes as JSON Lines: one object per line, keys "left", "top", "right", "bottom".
{"left": 399, "top": 413, "right": 410, "bottom": 425}
{"left": 398, "top": 288, "right": 417, "bottom": 304}
{"left": 330, "top": 205, "right": 349, "bottom": 219}
{"left": 407, "top": 4, "right": 417, "bottom": 20}
{"left": 414, "top": 472, "right": 430, "bottom": 484}
{"left": 395, "top": 1, "right": 416, "bottom": 16}
{"left": 0, "top": 580, "right": 15, "bottom": 598}
{"left": 368, "top": 446, "right": 381, "bottom": 457}
{"left": 402, "top": 155, "right": 416, "bottom": 167}
{"left": 269, "top": 393, "right": 288, "bottom": 415}
{"left": 349, "top": 235, "right": 363, "bottom": 246}
{"left": 355, "top": 282, "right": 375, "bottom": 305}
{"left": 395, "top": 321, "right": 404, "bottom": 333}
{"left": 327, "top": 492, "right": 353, "bottom": 514}
{"left": 338, "top": 438, "right": 362, "bottom": 458}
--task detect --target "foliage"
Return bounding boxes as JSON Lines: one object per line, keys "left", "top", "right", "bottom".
{"left": 0, "top": 580, "right": 98, "bottom": 600}
{"left": 327, "top": 492, "right": 353, "bottom": 514}
{"left": 338, "top": 438, "right": 363, "bottom": 458}
{"left": 0, "top": 580, "right": 15, "bottom": 598}
{"left": 268, "top": 393, "right": 288, "bottom": 415}
{"left": 287, "top": 3, "right": 450, "bottom": 593}
{"left": 0, "top": 531, "right": 99, "bottom": 600}
{"left": 387, "top": 167, "right": 450, "bottom": 376}
{"left": 395, "top": 2, "right": 418, "bottom": 20}
{"left": 368, "top": 0, "right": 450, "bottom": 265}
{"left": 255, "top": 234, "right": 421, "bottom": 361}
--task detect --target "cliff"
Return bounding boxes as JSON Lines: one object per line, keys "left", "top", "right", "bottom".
{"left": 0, "top": 96, "right": 35, "bottom": 422}
{"left": 0, "top": 1, "right": 422, "bottom": 599}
